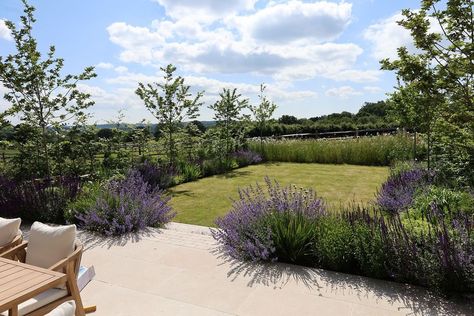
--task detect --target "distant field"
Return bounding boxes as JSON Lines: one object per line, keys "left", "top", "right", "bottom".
{"left": 169, "top": 162, "right": 389, "bottom": 227}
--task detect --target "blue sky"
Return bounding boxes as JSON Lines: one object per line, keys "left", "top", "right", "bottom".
{"left": 0, "top": 0, "right": 418, "bottom": 123}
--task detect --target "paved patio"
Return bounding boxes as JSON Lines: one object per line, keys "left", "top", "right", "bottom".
{"left": 78, "top": 223, "right": 472, "bottom": 316}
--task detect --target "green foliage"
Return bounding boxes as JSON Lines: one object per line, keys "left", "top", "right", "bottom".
{"left": 410, "top": 186, "right": 474, "bottom": 219}
{"left": 313, "top": 216, "right": 355, "bottom": 271}
{"left": 250, "top": 84, "right": 277, "bottom": 150}
{"left": 135, "top": 64, "right": 203, "bottom": 166}
{"left": 176, "top": 161, "right": 202, "bottom": 183}
{"left": 251, "top": 135, "right": 414, "bottom": 166}
{"left": 65, "top": 181, "right": 101, "bottom": 223}
{"left": 278, "top": 115, "right": 299, "bottom": 125}
{"left": 209, "top": 88, "right": 249, "bottom": 161}
{"left": 381, "top": 0, "right": 474, "bottom": 186}
{"left": 264, "top": 210, "right": 317, "bottom": 265}
{"left": 351, "top": 221, "right": 386, "bottom": 278}
{"left": 0, "top": 0, "right": 96, "bottom": 178}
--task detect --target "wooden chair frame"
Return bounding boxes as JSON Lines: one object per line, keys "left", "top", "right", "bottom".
{"left": 1, "top": 241, "right": 85, "bottom": 316}
{"left": 0, "top": 233, "right": 22, "bottom": 255}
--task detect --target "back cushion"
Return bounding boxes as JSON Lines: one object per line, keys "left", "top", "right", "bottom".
{"left": 0, "top": 217, "right": 21, "bottom": 247}
{"left": 26, "top": 222, "right": 76, "bottom": 269}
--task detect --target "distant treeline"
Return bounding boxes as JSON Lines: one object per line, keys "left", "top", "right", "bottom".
{"left": 0, "top": 101, "right": 395, "bottom": 141}
{"left": 247, "top": 100, "right": 396, "bottom": 137}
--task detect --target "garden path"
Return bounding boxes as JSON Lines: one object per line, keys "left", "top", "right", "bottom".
{"left": 79, "top": 223, "right": 472, "bottom": 316}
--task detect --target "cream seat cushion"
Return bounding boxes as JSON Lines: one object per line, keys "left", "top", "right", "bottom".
{"left": 46, "top": 300, "right": 76, "bottom": 316}
{"left": 0, "top": 288, "right": 67, "bottom": 316}
{"left": 25, "top": 222, "right": 76, "bottom": 269}
{"left": 0, "top": 217, "right": 21, "bottom": 247}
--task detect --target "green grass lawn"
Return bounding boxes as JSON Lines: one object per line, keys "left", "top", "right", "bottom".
{"left": 169, "top": 162, "right": 389, "bottom": 227}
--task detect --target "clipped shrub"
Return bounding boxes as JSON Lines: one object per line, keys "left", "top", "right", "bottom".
{"left": 76, "top": 170, "right": 175, "bottom": 236}
{"left": 213, "top": 177, "right": 326, "bottom": 262}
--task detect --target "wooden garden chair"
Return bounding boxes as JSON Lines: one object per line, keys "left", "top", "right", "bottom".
{"left": 0, "top": 232, "right": 22, "bottom": 255}
{"left": 1, "top": 241, "right": 85, "bottom": 316}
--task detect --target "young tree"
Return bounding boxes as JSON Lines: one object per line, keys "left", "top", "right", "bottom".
{"left": 209, "top": 88, "right": 249, "bottom": 161}
{"left": 381, "top": 0, "right": 474, "bottom": 185}
{"left": 135, "top": 64, "right": 203, "bottom": 166}
{"left": 0, "top": 0, "right": 96, "bottom": 177}
{"left": 250, "top": 84, "right": 277, "bottom": 149}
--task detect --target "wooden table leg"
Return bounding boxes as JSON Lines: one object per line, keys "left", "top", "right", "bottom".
{"left": 9, "top": 306, "right": 19, "bottom": 316}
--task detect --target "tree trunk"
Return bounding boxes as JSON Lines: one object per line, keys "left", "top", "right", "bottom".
{"left": 413, "top": 129, "right": 417, "bottom": 162}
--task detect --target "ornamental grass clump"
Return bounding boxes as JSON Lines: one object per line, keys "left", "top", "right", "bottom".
{"left": 213, "top": 177, "right": 326, "bottom": 262}
{"left": 376, "top": 168, "right": 433, "bottom": 213}
{"left": 76, "top": 170, "right": 175, "bottom": 236}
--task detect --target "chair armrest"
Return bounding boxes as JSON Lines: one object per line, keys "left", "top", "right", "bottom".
{"left": 49, "top": 241, "right": 83, "bottom": 274}
{"left": 0, "top": 241, "right": 28, "bottom": 261}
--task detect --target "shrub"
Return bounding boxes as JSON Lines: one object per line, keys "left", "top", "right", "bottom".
{"left": 201, "top": 158, "right": 237, "bottom": 177}
{"left": 65, "top": 181, "right": 102, "bottom": 223}
{"left": 213, "top": 177, "right": 326, "bottom": 262}
{"left": 76, "top": 170, "right": 175, "bottom": 236}
{"left": 313, "top": 216, "right": 355, "bottom": 271}
{"left": 214, "top": 177, "right": 474, "bottom": 293}
{"left": 410, "top": 186, "right": 474, "bottom": 219}
{"left": 232, "top": 149, "right": 262, "bottom": 167}
{"left": 376, "top": 168, "right": 433, "bottom": 213}
{"left": 134, "top": 161, "right": 176, "bottom": 189}
{"left": 177, "top": 161, "right": 201, "bottom": 183}
{"left": 0, "top": 175, "right": 80, "bottom": 223}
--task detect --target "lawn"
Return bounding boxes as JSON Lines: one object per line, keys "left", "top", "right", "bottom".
{"left": 169, "top": 162, "right": 389, "bottom": 227}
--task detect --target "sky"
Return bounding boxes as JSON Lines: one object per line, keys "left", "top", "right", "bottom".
{"left": 0, "top": 0, "right": 419, "bottom": 124}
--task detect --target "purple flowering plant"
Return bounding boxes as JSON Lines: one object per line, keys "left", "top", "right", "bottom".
{"left": 76, "top": 170, "right": 175, "bottom": 236}
{"left": 0, "top": 175, "right": 80, "bottom": 223}
{"left": 376, "top": 168, "right": 433, "bottom": 214}
{"left": 213, "top": 177, "right": 326, "bottom": 262}
{"left": 231, "top": 149, "right": 263, "bottom": 167}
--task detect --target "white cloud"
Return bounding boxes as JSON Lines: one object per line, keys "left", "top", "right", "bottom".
{"left": 325, "top": 86, "right": 362, "bottom": 98}
{"left": 364, "top": 12, "right": 441, "bottom": 61}
{"left": 363, "top": 13, "right": 412, "bottom": 60}
{"left": 154, "top": 0, "right": 257, "bottom": 21}
{"left": 324, "top": 69, "right": 381, "bottom": 83}
{"left": 0, "top": 20, "right": 12, "bottom": 41}
{"left": 363, "top": 86, "right": 383, "bottom": 93}
{"left": 96, "top": 62, "right": 114, "bottom": 69}
{"left": 104, "top": 0, "right": 375, "bottom": 83}
{"left": 114, "top": 66, "right": 128, "bottom": 74}
{"left": 235, "top": 1, "right": 352, "bottom": 44}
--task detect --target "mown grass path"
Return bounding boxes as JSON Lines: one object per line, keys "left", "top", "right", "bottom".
{"left": 169, "top": 162, "right": 389, "bottom": 227}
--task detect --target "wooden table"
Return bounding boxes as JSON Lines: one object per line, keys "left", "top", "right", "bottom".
{"left": 0, "top": 257, "right": 67, "bottom": 316}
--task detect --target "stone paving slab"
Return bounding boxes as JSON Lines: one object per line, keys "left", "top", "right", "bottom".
{"left": 79, "top": 223, "right": 472, "bottom": 316}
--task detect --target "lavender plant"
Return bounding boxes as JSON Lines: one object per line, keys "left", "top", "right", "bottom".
{"left": 76, "top": 170, "right": 175, "bottom": 236}
{"left": 213, "top": 177, "right": 326, "bottom": 261}
{"left": 214, "top": 177, "right": 473, "bottom": 292}
{"left": 232, "top": 149, "right": 263, "bottom": 167}
{"left": 376, "top": 168, "right": 433, "bottom": 213}
{"left": 0, "top": 175, "right": 80, "bottom": 223}
{"left": 134, "top": 160, "right": 176, "bottom": 189}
